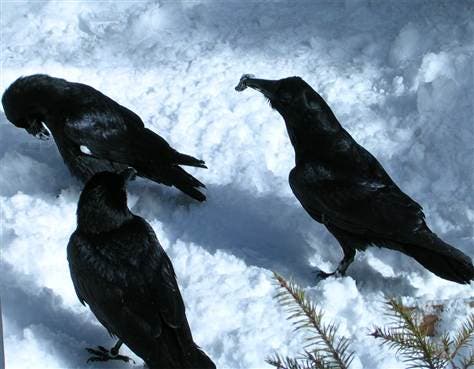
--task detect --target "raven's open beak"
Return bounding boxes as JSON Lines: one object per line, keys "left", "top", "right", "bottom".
{"left": 235, "top": 74, "right": 280, "bottom": 99}
{"left": 120, "top": 167, "right": 137, "bottom": 183}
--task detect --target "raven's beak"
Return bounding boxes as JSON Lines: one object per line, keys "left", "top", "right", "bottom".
{"left": 120, "top": 167, "right": 137, "bottom": 183}
{"left": 235, "top": 74, "right": 279, "bottom": 99}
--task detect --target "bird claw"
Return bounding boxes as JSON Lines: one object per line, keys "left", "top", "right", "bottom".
{"left": 313, "top": 269, "right": 340, "bottom": 281}
{"left": 85, "top": 346, "right": 135, "bottom": 364}
{"left": 86, "top": 346, "right": 108, "bottom": 355}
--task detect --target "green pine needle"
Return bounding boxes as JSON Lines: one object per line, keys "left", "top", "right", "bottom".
{"left": 267, "top": 272, "right": 354, "bottom": 369}
{"left": 267, "top": 273, "right": 473, "bottom": 369}
{"left": 450, "top": 314, "right": 474, "bottom": 362}
{"left": 372, "top": 299, "right": 474, "bottom": 369}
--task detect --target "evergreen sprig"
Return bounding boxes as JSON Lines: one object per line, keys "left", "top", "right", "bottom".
{"left": 267, "top": 272, "right": 473, "bottom": 369}
{"left": 267, "top": 355, "right": 308, "bottom": 369}
{"left": 449, "top": 314, "right": 474, "bottom": 366}
{"left": 371, "top": 299, "right": 444, "bottom": 369}
{"left": 371, "top": 299, "right": 474, "bottom": 369}
{"left": 267, "top": 272, "right": 354, "bottom": 369}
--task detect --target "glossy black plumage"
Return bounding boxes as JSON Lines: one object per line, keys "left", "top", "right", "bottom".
{"left": 237, "top": 75, "right": 474, "bottom": 284}
{"left": 67, "top": 170, "right": 216, "bottom": 368}
{"left": 2, "top": 74, "right": 207, "bottom": 201}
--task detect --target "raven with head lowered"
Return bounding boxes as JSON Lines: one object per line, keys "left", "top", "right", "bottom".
{"left": 2, "top": 74, "right": 207, "bottom": 201}
{"left": 236, "top": 74, "right": 474, "bottom": 284}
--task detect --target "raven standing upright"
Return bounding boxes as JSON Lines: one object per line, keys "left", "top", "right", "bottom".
{"left": 236, "top": 74, "right": 474, "bottom": 284}
{"left": 67, "top": 169, "right": 216, "bottom": 368}
{"left": 2, "top": 74, "right": 207, "bottom": 201}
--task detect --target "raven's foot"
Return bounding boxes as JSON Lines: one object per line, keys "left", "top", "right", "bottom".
{"left": 313, "top": 269, "right": 341, "bottom": 281}
{"left": 314, "top": 249, "right": 355, "bottom": 281}
{"left": 86, "top": 346, "right": 134, "bottom": 364}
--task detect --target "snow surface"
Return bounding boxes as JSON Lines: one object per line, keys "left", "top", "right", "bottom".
{"left": 1, "top": 1, "right": 473, "bottom": 368}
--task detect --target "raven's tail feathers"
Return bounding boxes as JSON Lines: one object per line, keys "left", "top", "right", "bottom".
{"left": 189, "top": 347, "right": 217, "bottom": 369}
{"left": 403, "top": 234, "right": 474, "bottom": 284}
{"left": 170, "top": 151, "right": 207, "bottom": 201}
{"left": 171, "top": 166, "right": 206, "bottom": 202}
{"left": 175, "top": 151, "right": 207, "bottom": 168}
{"left": 140, "top": 164, "right": 206, "bottom": 202}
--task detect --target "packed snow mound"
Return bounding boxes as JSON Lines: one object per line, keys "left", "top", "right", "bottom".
{"left": 1, "top": 1, "right": 473, "bottom": 368}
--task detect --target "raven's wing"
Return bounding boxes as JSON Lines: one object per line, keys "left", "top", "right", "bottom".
{"left": 67, "top": 230, "right": 124, "bottom": 336}
{"left": 66, "top": 218, "right": 185, "bottom": 339}
{"left": 61, "top": 84, "right": 207, "bottom": 201}
{"left": 67, "top": 231, "right": 92, "bottom": 307}
{"left": 128, "top": 219, "right": 186, "bottom": 331}
{"left": 289, "top": 162, "right": 426, "bottom": 241}
{"left": 62, "top": 86, "right": 174, "bottom": 166}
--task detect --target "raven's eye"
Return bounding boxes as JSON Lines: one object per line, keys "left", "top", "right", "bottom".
{"left": 280, "top": 92, "right": 292, "bottom": 104}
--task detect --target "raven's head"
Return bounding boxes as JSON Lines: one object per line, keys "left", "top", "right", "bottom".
{"left": 235, "top": 75, "right": 313, "bottom": 112}
{"left": 235, "top": 74, "right": 338, "bottom": 133}
{"left": 2, "top": 75, "right": 53, "bottom": 140}
{"left": 76, "top": 168, "right": 137, "bottom": 234}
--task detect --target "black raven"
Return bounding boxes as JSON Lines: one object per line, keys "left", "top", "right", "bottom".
{"left": 67, "top": 169, "right": 216, "bottom": 368}
{"left": 236, "top": 74, "right": 474, "bottom": 284}
{"left": 2, "top": 74, "right": 207, "bottom": 201}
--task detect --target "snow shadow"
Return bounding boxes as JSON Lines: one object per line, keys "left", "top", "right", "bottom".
{"left": 345, "top": 257, "right": 418, "bottom": 296}
{"left": 132, "top": 181, "right": 318, "bottom": 285}
{"left": 129, "top": 181, "right": 420, "bottom": 294}
{"left": 0, "top": 262, "right": 137, "bottom": 369}
{"left": 0, "top": 116, "right": 73, "bottom": 196}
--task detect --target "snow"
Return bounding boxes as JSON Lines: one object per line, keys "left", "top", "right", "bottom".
{"left": 1, "top": 1, "right": 473, "bottom": 368}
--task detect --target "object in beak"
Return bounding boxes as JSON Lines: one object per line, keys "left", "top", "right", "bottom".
{"left": 235, "top": 74, "right": 255, "bottom": 91}
{"left": 25, "top": 120, "right": 51, "bottom": 141}
{"left": 120, "top": 167, "right": 138, "bottom": 182}
{"left": 235, "top": 75, "right": 279, "bottom": 99}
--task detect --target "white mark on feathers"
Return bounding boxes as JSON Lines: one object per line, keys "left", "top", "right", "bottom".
{"left": 80, "top": 145, "right": 92, "bottom": 155}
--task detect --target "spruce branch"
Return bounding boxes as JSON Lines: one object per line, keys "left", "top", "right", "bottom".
{"left": 371, "top": 299, "right": 444, "bottom": 369}
{"left": 450, "top": 315, "right": 474, "bottom": 362}
{"left": 440, "top": 333, "right": 453, "bottom": 360}
{"left": 268, "top": 272, "right": 354, "bottom": 369}
{"left": 372, "top": 300, "right": 474, "bottom": 369}
{"left": 266, "top": 355, "right": 309, "bottom": 369}
{"left": 267, "top": 273, "right": 473, "bottom": 369}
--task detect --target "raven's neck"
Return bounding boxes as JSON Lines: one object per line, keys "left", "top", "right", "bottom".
{"left": 77, "top": 207, "right": 134, "bottom": 235}
{"left": 284, "top": 119, "right": 341, "bottom": 165}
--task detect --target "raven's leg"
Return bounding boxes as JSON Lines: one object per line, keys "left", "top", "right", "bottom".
{"left": 86, "top": 340, "right": 135, "bottom": 364}
{"left": 315, "top": 226, "right": 359, "bottom": 280}
{"left": 315, "top": 246, "right": 356, "bottom": 280}
{"left": 110, "top": 340, "right": 123, "bottom": 356}
{"left": 335, "top": 246, "right": 356, "bottom": 275}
